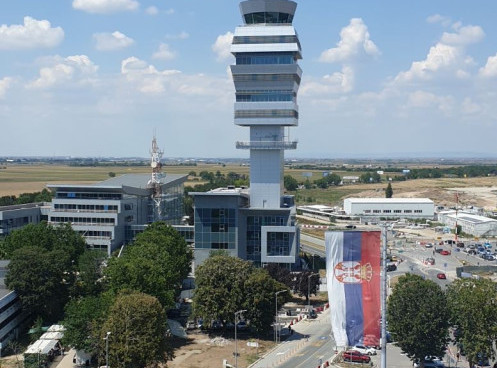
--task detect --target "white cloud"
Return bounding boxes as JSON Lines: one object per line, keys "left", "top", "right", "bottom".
{"left": 72, "top": 0, "right": 139, "bottom": 14}
{"left": 152, "top": 43, "right": 176, "bottom": 60}
{"left": 319, "top": 18, "right": 379, "bottom": 63}
{"left": 212, "top": 32, "right": 233, "bottom": 62}
{"left": 28, "top": 55, "right": 98, "bottom": 89}
{"left": 301, "top": 66, "right": 354, "bottom": 95}
{"left": 93, "top": 31, "right": 134, "bottom": 51}
{"left": 145, "top": 6, "right": 158, "bottom": 15}
{"left": 0, "top": 77, "right": 13, "bottom": 99}
{"left": 461, "top": 97, "right": 481, "bottom": 114}
{"left": 440, "top": 25, "right": 484, "bottom": 46}
{"left": 426, "top": 14, "right": 451, "bottom": 27}
{"left": 121, "top": 57, "right": 180, "bottom": 93}
{"left": 164, "top": 8, "right": 175, "bottom": 15}
{"left": 165, "top": 31, "right": 189, "bottom": 40}
{"left": 0, "top": 16, "right": 64, "bottom": 50}
{"left": 479, "top": 53, "right": 497, "bottom": 78}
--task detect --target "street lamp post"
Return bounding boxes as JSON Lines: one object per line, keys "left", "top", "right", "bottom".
{"left": 307, "top": 272, "right": 319, "bottom": 310}
{"left": 234, "top": 309, "right": 246, "bottom": 368}
{"left": 275, "top": 290, "right": 287, "bottom": 344}
{"left": 104, "top": 331, "right": 111, "bottom": 368}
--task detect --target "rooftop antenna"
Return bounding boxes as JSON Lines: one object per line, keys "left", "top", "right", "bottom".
{"left": 455, "top": 192, "right": 459, "bottom": 243}
{"left": 148, "top": 134, "right": 164, "bottom": 221}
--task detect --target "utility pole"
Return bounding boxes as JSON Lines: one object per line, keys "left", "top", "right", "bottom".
{"left": 104, "top": 331, "right": 111, "bottom": 368}
{"left": 234, "top": 309, "right": 246, "bottom": 368}
{"left": 380, "top": 225, "right": 388, "bottom": 368}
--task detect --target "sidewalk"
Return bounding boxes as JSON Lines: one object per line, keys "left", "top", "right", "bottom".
{"left": 54, "top": 349, "right": 76, "bottom": 368}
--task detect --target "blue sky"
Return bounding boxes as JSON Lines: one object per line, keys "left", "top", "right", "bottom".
{"left": 1, "top": 0, "right": 497, "bottom": 158}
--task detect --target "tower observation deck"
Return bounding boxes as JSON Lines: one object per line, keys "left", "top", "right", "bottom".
{"left": 231, "top": 0, "right": 302, "bottom": 209}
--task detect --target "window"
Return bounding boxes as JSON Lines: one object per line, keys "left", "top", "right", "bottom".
{"left": 211, "top": 223, "right": 228, "bottom": 232}
{"left": 404, "top": 210, "right": 412, "bottom": 213}
{"left": 124, "top": 204, "right": 133, "bottom": 211}
{"left": 394, "top": 210, "right": 401, "bottom": 213}
{"left": 414, "top": 210, "right": 422, "bottom": 213}
{"left": 364, "top": 210, "right": 371, "bottom": 214}
{"left": 373, "top": 210, "right": 381, "bottom": 214}
{"left": 235, "top": 109, "right": 298, "bottom": 119}
{"left": 383, "top": 210, "right": 391, "bottom": 213}
{"left": 211, "top": 243, "right": 228, "bottom": 250}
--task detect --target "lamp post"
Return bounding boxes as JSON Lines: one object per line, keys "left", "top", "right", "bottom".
{"left": 275, "top": 290, "right": 287, "bottom": 344}
{"left": 104, "top": 331, "right": 111, "bottom": 368}
{"left": 307, "top": 272, "right": 319, "bottom": 310}
{"left": 234, "top": 309, "right": 246, "bottom": 368}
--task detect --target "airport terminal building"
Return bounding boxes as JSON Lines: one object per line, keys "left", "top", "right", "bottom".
{"left": 344, "top": 198, "right": 435, "bottom": 220}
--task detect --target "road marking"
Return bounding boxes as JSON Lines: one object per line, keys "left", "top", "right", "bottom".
{"left": 276, "top": 350, "right": 288, "bottom": 356}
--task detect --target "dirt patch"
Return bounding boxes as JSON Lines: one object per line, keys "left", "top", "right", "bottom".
{"left": 167, "top": 332, "right": 274, "bottom": 368}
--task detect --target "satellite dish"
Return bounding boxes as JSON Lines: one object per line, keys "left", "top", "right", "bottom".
{"left": 151, "top": 161, "right": 157, "bottom": 168}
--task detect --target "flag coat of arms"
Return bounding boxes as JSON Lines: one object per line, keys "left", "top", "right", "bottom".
{"left": 325, "top": 231, "right": 381, "bottom": 347}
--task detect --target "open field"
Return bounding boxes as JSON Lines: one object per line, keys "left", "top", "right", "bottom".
{"left": 1, "top": 165, "right": 496, "bottom": 209}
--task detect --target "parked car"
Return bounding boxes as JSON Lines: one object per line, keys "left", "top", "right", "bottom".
{"left": 413, "top": 357, "right": 445, "bottom": 367}
{"left": 425, "top": 243, "right": 433, "bottom": 248}
{"left": 342, "top": 350, "right": 371, "bottom": 363}
{"left": 425, "top": 257, "right": 435, "bottom": 265}
{"left": 386, "top": 264, "right": 397, "bottom": 272}
{"left": 186, "top": 321, "right": 196, "bottom": 330}
{"left": 345, "top": 224, "right": 357, "bottom": 229}
{"left": 351, "top": 344, "right": 377, "bottom": 355}
{"left": 440, "top": 250, "right": 451, "bottom": 255}
{"left": 236, "top": 320, "right": 248, "bottom": 330}
{"left": 435, "top": 248, "right": 444, "bottom": 254}
{"left": 437, "top": 273, "right": 447, "bottom": 280}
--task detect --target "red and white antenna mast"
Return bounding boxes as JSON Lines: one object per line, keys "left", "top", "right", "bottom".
{"left": 455, "top": 192, "right": 459, "bottom": 243}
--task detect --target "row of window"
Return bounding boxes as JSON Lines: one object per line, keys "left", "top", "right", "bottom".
{"left": 236, "top": 53, "right": 296, "bottom": 65}
{"left": 233, "top": 74, "right": 301, "bottom": 84}
{"left": 57, "top": 192, "right": 122, "bottom": 200}
{"left": 50, "top": 217, "right": 116, "bottom": 225}
{"left": 54, "top": 204, "right": 119, "bottom": 212}
{"left": 235, "top": 109, "right": 298, "bottom": 119}
{"left": 78, "top": 230, "right": 112, "bottom": 238}
{"left": 247, "top": 215, "right": 287, "bottom": 226}
{"left": 244, "top": 12, "right": 294, "bottom": 25}
{"left": 236, "top": 91, "right": 295, "bottom": 102}
{"left": 363, "top": 209, "right": 424, "bottom": 214}
{"left": 233, "top": 36, "right": 298, "bottom": 45}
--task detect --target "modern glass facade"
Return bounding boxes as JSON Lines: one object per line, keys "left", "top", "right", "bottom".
{"left": 194, "top": 208, "right": 237, "bottom": 249}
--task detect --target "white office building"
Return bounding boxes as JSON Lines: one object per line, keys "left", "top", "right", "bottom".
{"left": 438, "top": 211, "right": 497, "bottom": 237}
{"left": 344, "top": 198, "right": 435, "bottom": 219}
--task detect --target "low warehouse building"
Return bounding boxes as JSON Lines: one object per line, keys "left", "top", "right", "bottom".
{"left": 344, "top": 198, "right": 435, "bottom": 219}
{"left": 438, "top": 211, "right": 497, "bottom": 237}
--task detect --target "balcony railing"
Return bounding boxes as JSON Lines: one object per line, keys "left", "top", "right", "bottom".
{"left": 236, "top": 140, "right": 298, "bottom": 150}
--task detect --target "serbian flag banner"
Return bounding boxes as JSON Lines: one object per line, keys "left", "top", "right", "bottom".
{"left": 325, "top": 231, "right": 381, "bottom": 348}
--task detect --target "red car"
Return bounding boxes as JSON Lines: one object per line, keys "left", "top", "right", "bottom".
{"left": 437, "top": 273, "right": 447, "bottom": 279}
{"left": 343, "top": 350, "right": 371, "bottom": 363}
{"left": 440, "top": 250, "right": 451, "bottom": 255}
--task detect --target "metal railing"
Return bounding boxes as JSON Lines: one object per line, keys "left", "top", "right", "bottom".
{"left": 236, "top": 140, "right": 298, "bottom": 150}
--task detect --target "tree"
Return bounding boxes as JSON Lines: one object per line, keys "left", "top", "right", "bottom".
{"left": 101, "top": 292, "right": 170, "bottom": 368}
{"left": 63, "top": 293, "right": 114, "bottom": 353}
{"left": 193, "top": 255, "right": 253, "bottom": 324}
{"left": 6, "top": 246, "right": 71, "bottom": 322}
{"left": 387, "top": 274, "right": 449, "bottom": 365}
{"left": 446, "top": 278, "right": 497, "bottom": 367}
{"left": 73, "top": 250, "right": 106, "bottom": 297}
{"left": 3, "top": 222, "right": 86, "bottom": 260}
{"left": 284, "top": 175, "right": 299, "bottom": 191}
{"left": 105, "top": 222, "right": 193, "bottom": 308}
{"left": 193, "top": 254, "right": 289, "bottom": 332}
{"left": 385, "top": 182, "right": 393, "bottom": 198}
{"left": 264, "top": 263, "right": 294, "bottom": 289}
{"left": 243, "top": 269, "right": 289, "bottom": 333}
{"left": 293, "top": 271, "right": 321, "bottom": 304}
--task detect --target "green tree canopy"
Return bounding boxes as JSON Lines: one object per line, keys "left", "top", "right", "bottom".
{"left": 284, "top": 175, "right": 299, "bottom": 191}
{"left": 385, "top": 182, "right": 393, "bottom": 198}
{"left": 104, "top": 222, "right": 193, "bottom": 308}
{"left": 6, "top": 246, "right": 71, "bottom": 322}
{"left": 73, "top": 250, "right": 107, "bottom": 297}
{"left": 446, "top": 278, "right": 497, "bottom": 367}
{"left": 193, "top": 254, "right": 290, "bottom": 332}
{"left": 387, "top": 274, "right": 449, "bottom": 364}
{"left": 63, "top": 293, "right": 114, "bottom": 353}
{"left": 3, "top": 222, "right": 86, "bottom": 260}
{"left": 101, "top": 292, "right": 170, "bottom": 368}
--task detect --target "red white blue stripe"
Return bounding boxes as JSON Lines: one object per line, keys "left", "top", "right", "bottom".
{"left": 325, "top": 231, "right": 381, "bottom": 347}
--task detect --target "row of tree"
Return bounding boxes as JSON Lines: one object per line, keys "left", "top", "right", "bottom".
{"left": 0, "top": 188, "right": 52, "bottom": 207}
{"left": 2, "top": 221, "right": 193, "bottom": 367}
{"left": 388, "top": 274, "right": 497, "bottom": 368}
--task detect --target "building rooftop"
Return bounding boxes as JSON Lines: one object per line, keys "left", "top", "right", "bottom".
{"left": 440, "top": 211, "right": 497, "bottom": 224}
{"left": 345, "top": 198, "right": 434, "bottom": 204}
{"left": 97, "top": 173, "right": 187, "bottom": 188}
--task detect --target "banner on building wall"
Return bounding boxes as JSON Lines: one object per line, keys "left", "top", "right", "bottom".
{"left": 325, "top": 231, "right": 381, "bottom": 348}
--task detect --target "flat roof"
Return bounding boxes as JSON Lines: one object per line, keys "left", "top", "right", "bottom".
{"left": 345, "top": 198, "right": 434, "bottom": 204}
{"left": 441, "top": 211, "right": 497, "bottom": 224}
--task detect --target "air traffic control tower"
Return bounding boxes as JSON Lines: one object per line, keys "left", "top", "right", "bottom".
{"left": 192, "top": 0, "right": 301, "bottom": 269}
{"left": 232, "top": 0, "right": 302, "bottom": 209}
